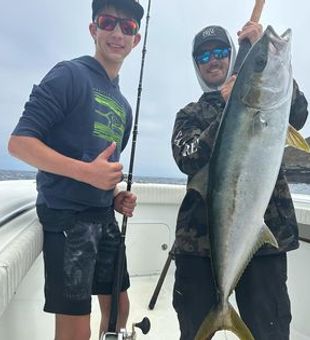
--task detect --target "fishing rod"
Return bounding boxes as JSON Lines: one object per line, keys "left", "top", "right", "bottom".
{"left": 148, "top": 243, "right": 175, "bottom": 310}
{"left": 102, "top": 0, "right": 152, "bottom": 339}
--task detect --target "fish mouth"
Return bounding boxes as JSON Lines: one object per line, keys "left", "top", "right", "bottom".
{"left": 266, "top": 25, "right": 292, "bottom": 41}
{"left": 265, "top": 25, "right": 292, "bottom": 53}
{"left": 241, "top": 25, "right": 293, "bottom": 110}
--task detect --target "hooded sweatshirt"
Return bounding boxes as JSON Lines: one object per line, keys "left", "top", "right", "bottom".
{"left": 192, "top": 26, "right": 236, "bottom": 93}
{"left": 13, "top": 56, "right": 133, "bottom": 210}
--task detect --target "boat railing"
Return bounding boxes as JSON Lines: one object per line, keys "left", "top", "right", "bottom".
{"left": 0, "top": 202, "right": 36, "bottom": 228}
{"left": 292, "top": 193, "right": 310, "bottom": 243}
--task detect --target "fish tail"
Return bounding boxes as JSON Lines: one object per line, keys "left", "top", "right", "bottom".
{"left": 194, "top": 302, "right": 254, "bottom": 340}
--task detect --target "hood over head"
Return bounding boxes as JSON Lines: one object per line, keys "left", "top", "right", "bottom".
{"left": 192, "top": 25, "right": 236, "bottom": 93}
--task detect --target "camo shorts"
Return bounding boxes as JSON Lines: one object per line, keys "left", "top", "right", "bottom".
{"left": 37, "top": 204, "right": 130, "bottom": 316}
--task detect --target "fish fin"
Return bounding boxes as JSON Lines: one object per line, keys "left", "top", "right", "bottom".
{"left": 234, "top": 224, "right": 279, "bottom": 290}
{"left": 260, "top": 223, "right": 278, "bottom": 248}
{"left": 286, "top": 124, "right": 310, "bottom": 153}
{"left": 246, "top": 224, "right": 278, "bottom": 262}
{"left": 252, "top": 110, "right": 267, "bottom": 134}
{"left": 194, "top": 302, "right": 254, "bottom": 340}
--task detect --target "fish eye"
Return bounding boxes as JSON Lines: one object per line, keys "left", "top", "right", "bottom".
{"left": 254, "top": 55, "right": 267, "bottom": 72}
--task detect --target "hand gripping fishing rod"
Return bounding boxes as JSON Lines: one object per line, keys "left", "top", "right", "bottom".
{"left": 102, "top": 1, "right": 152, "bottom": 339}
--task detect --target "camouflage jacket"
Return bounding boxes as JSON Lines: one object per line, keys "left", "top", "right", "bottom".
{"left": 171, "top": 80, "right": 308, "bottom": 257}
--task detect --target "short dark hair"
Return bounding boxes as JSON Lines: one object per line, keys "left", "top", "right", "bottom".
{"left": 92, "top": 0, "right": 144, "bottom": 27}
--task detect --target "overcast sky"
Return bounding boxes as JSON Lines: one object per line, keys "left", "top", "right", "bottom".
{"left": 1, "top": 0, "right": 309, "bottom": 179}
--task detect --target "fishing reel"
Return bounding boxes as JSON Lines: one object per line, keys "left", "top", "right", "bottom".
{"left": 101, "top": 317, "right": 151, "bottom": 340}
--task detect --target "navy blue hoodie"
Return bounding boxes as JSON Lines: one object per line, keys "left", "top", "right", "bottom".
{"left": 13, "top": 56, "right": 133, "bottom": 210}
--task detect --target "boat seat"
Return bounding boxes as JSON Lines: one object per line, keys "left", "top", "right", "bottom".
{"left": 0, "top": 209, "right": 43, "bottom": 318}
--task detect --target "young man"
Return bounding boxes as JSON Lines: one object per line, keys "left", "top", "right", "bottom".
{"left": 8, "top": 1, "right": 144, "bottom": 339}
{"left": 171, "top": 23, "right": 308, "bottom": 340}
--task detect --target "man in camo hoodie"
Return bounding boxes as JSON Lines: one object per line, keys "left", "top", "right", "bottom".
{"left": 171, "top": 23, "right": 308, "bottom": 340}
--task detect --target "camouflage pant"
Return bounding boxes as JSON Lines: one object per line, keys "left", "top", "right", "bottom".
{"left": 173, "top": 253, "right": 291, "bottom": 340}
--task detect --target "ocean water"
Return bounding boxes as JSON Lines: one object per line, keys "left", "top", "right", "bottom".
{"left": 0, "top": 169, "right": 187, "bottom": 185}
{"left": 0, "top": 169, "right": 309, "bottom": 195}
{"left": 289, "top": 183, "right": 310, "bottom": 195}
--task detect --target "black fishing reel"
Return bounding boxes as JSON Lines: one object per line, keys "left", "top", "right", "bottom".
{"left": 101, "top": 317, "right": 151, "bottom": 340}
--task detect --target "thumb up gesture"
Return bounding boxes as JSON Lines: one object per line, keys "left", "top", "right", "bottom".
{"left": 83, "top": 143, "right": 123, "bottom": 190}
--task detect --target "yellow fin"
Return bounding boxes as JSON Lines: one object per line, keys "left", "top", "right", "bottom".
{"left": 261, "top": 223, "right": 278, "bottom": 248}
{"left": 286, "top": 124, "right": 310, "bottom": 153}
{"left": 195, "top": 302, "right": 254, "bottom": 340}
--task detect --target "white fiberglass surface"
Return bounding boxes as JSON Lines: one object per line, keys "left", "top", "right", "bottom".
{"left": 1, "top": 245, "right": 309, "bottom": 339}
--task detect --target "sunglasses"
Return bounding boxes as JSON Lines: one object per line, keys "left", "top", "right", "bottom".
{"left": 195, "top": 47, "right": 231, "bottom": 64}
{"left": 96, "top": 14, "right": 139, "bottom": 36}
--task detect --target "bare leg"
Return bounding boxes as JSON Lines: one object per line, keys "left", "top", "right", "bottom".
{"left": 55, "top": 314, "right": 91, "bottom": 340}
{"left": 98, "top": 291, "right": 130, "bottom": 337}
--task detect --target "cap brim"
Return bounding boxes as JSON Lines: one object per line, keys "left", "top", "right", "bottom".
{"left": 194, "top": 38, "right": 230, "bottom": 56}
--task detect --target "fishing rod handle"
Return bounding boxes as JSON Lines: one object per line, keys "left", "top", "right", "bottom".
{"left": 251, "top": 0, "right": 265, "bottom": 23}
{"left": 133, "top": 317, "right": 151, "bottom": 335}
{"left": 148, "top": 252, "right": 174, "bottom": 310}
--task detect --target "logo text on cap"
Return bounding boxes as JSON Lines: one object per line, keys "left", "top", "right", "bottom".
{"left": 202, "top": 27, "right": 215, "bottom": 38}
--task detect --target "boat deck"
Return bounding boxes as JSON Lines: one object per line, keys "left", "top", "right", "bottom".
{"left": 0, "top": 254, "right": 182, "bottom": 340}
{"left": 0, "top": 254, "right": 242, "bottom": 340}
{"left": 0, "top": 246, "right": 310, "bottom": 340}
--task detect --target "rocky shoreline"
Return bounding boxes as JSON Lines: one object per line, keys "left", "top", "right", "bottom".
{"left": 283, "top": 167, "right": 310, "bottom": 184}
{"left": 283, "top": 137, "right": 310, "bottom": 184}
